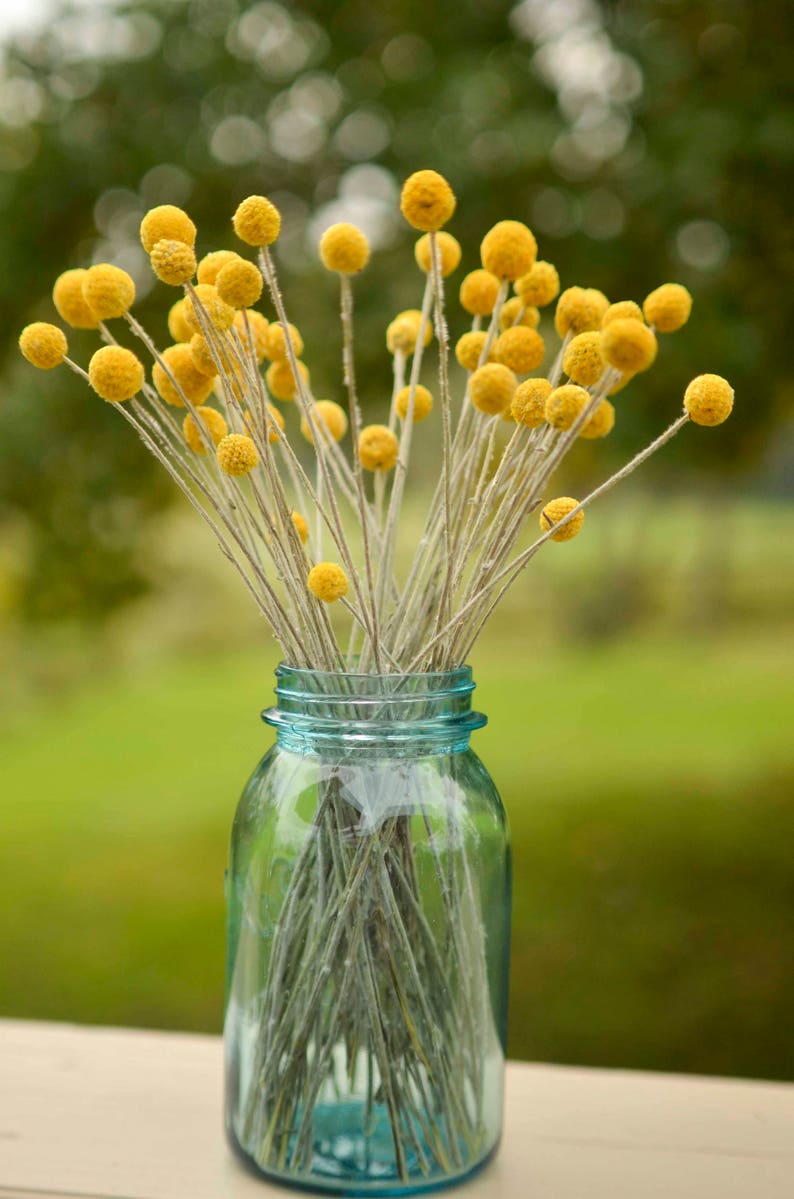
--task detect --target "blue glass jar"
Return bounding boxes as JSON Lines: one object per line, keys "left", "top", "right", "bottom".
{"left": 224, "top": 666, "right": 511, "bottom": 1195}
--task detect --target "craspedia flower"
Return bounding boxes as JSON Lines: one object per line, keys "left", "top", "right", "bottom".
{"left": 643, "top": 283, "right": 693, "bottom": 333}
{"left": 150, "top": 239, "right": 197, "bottom": 286}
{"left": 480, "top": 220, "right": 537, "bottom": 281}
{"left": 215, "top": 258, "right": 263, "bottom": 308}
{"left": 544, "top": 383, "right": 589, "bottom": 430}
{"left": 140, "top": 205, "right": 196, "bottom": 254}
{"left": 399, "top": 169, "right": 456, "bottom": 232}
{"left": 264, "top": 403, "right": 286, "bottom": 444}
{"left": 499, "top": 297, "right": 540, "bottom": 330}
{"left": 153, "top": 343, "right": 215, "bottom": 407}
{"left": 301, "top": 400, "right": 348, "bottom": 444}
{"left": 82, "top": 263, "right": 135, "bottom": 320}
{"left": 168, "top": 298, "right": 193, "bottom": 342}
{"left": 469, "top": 363, "right": 518, "bottom": 416}
{"left": 554, "top": 286, "right": 609, "bottom": 337}
{"left": 459, "top": 269, "right": 501, "bottom": 316}
{"left": 182, "top": 405, "right": 229, "bottom": 453}
{"left": 291, "top": 511, "right": 309, "bottom": 544}
{"left": 188, "top": 333, "right": 222, "bottom": 377}
{"left": 266, "top": 358, "right": 309, "bottom": 402}
{"left": 232, "top": 195, "right": 281, "bottom": 246}
{"left": 266, "top": 321, "right": 303, "bottom": 362}
{"left": 88, "top": 345, "right": 144, "bottom": 402}
{"left": 217, "top": 433, "right": 259, "bottom": 476}
{"left": 197, "top": 250, "right": 240, "bottom": 286}
{"left": 234, "top": 309, "right": 269, "bottom": 362}
{"left": 307, "top": 561, "right": 348, "bottom": 602}
{"left": 683, "top": 374, "right": 734, "bottom": 426}
{"left": 495, "top": 326, "right": 545, "bottom": 374}
{"left": 184, "top": 284, "right": 235, "bottom": 334}
{"left": 455, "top": 331, "right": 495, "bottom": 371}
{"left": 19, "top": 322, "right": 67, "bottom": 370}
{"left": 540, "top": 497, "right": 584, "bottom": 542}
{"left": 359, "top": 424, "right": 399, "bottom": 471}
{"left": 515, "top": 260, "right": 559, "bottom": 307}
{"left": 386, "top": 309, "right": 432, "bottom": 355}
{"left": 319, "top": 223, "right": 370, "bottom": 274}
{"left": 52, "top": 269, "right": 99, "bottom": 329}
{"left": 608, "top": 371, "right": 635, "bottom": 397}
{"left": 511, "top": 378, "right": 551, "bottom": 427}
{"left": 580, "top": 398, "right": 615, "bottom": 440}
{"left": 563, "top": 331, "right": 606, "bottom": 387}
{"left": 414, "top": 231, "right": 462, "bottom": 277}
{"left": 602, "top": 300, "right": 644, "bottom": 327}
{"left": 396, "top": 384, "right": 433, "bottom": 422}
{"left": 601, "top": 318, "right": 658, "bottom": 373}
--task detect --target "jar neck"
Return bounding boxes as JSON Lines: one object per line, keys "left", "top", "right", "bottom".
{"left": 263, "top": 665, "right": 486, "bottom": 755}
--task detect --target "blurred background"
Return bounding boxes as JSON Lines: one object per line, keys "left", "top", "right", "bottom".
{"left": 1, "top": 0, "right": 792, "bottom": 1080}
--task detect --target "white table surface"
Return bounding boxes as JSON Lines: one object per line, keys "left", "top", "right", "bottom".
{"left": 0, "top": 1019, "right": 792, "bottom": 1198}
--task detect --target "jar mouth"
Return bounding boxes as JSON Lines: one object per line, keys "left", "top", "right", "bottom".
{"left": 274, "top": 663, "right": 476, "bottom": 700}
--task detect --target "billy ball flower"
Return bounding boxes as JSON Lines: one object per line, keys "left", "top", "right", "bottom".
{"left": 601, "top": 318, "right": 658, "bottom": 373}
{"left": 414, "top": 231, "right": 461, "bottom": 277}
{"left": 644, "top": 283, "right": 693, "bottom": 333}
{"left": 499, "top": 297, "right": 540, "bottom": 330}
{"left": 168, "top": 298, "right": 193, "bottom": 343}
{"left": 301, "top": 400, "right": 348, "bottom": 444}
{"left": 515, "top": 260, "right": 559, "bottom": 307}
{"left": 580, "top": 398, "right": 615, "bottom": 440}
{"left": 555, "top": 287, "right": 609, "bottom": 337}
{"left": 307, "top": 561, "right": 348, "bottom": 602}
{"left": 359, "top": 424, "right": 399, "bottom": 471}
{"left": 291, "top": 511, "right": 309, "bottom": 544}
{"left": 216, "top": 258, "right": 263, "bottom": 308}
{"left": 545, "top": 383, "right": 589, "bottom": 430}
{"left": 82, "top": 263, "right": 135, "bottom": 320}
{"left": 319, "top": 223, "right": 370, "bottom": 274}
{"left": 495, "top": 326, "right": 545, "bottom": 374}
{"left": 511, "top": 378, "right": 551, "bottom": 427}
{"left": 233, "top": 195, "right": 281, "bottom": 246}
{"left": 217, "top": 433, "right": 259, "bottom": 476}
{"left": 150, "top": 239, "right": 197, "bottom": 286}
{"left": 266, "top": 321, "right": 303, "bottom": 362}
{"left": 140, "top": 205, "right": 196, "bottom": 254}
{"left": 683, "top": 374, "right": 734, "bottom": 426}
{"left": 480, "top": 220, "right": 537, "bottom": 281}
{"left": 386, "top": 310, "right": 432, "bottom": 356}
{"left": 234, "top": 310, "right": 270, "bottom": 362}
{"left": 563, "top": 331, "right": 606, "bottom": 387}
{"left": 455, "top": 331, "right": 494, "bottom": 371}
{"left": 264, "top": 403, "right": 286, "bottom": 444}
{"left": 266, "top": 358, "right": 309, "bottom": 402}
{"left": 469, "top": 363, "right": 518, "bottom": 415}
{"left": 184, "top": 284, "right": 235, "bottom": 334}
{"left": 189, "top": 334, "right": 222, "bottom": 377}
{"left": 52, "top": 269, "right": 99, "bottom": 329}
{"left": 459, "top": 269, "right": 501, "bottom": 316}
{"left": 197, "top": 250, "right": 240, "bottom": 285}
{"left": 183, "top": 405, "right": 229, "bottom": 453}
{"left": 540, "top": 497, "right": 584, "bottom": 542}
{"left": 88, "top": 345, "right": 144, "bottom": 402}
{"left": 602, "top": 300, "right": 644, "bottom": 327}
{"left": 153, "top": 343, "right": 215, "bottom": 407}
{"left": 396, "top": 384, "right": 433, "bottom": 422}
{"left": 19, "top": 322, "right": 67, "bottom": 370}
{"left": 400, "top": 169, "right": 456, "bottom": 232}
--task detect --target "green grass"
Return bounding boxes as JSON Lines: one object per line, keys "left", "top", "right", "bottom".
{"left": 1, "top": 628, "right": 792, "bottom": 1079}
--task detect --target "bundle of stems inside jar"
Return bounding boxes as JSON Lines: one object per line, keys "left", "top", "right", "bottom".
{"left": 19, "top": 170, "right": 735, "bottom": 674}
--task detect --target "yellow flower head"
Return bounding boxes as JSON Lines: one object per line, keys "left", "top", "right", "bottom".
{"left": 168, "top": 297, "right": 193, "bottom": 343}
{"left": 602, "top": 300, "right": 644, "bottom": 327}
{"left": 563, "top": 331, "right": 606, "bottom": 387}
{"left": 215, "top": 258, "right": 263, "bottom": 309}
{"left": 182, "top": 405, "right": 229, "bottom": 453}
{"left": 643, "top": 283, "right": 693, "bottom": 333}
{"left": 555, "top": 286, "right": 609, "bottom": 337}
{"left": 601, "top": 318, "right": 657, "bottom": 373}
{"left": 88, "top": 345, "right": 144, "bottom": 402}
{"left": 499, "top": 297, "right": 540, "bottom": 330}
{"left": 480, "top": 220, "right": 537, "bottom": 281}
{"left": 580, "top": 398, "right": 615, "bottom": 440}
{"left": 359, "top": 424, "right": 399, "bottom": 471}
{"left": 246, "top": 403, "right": 286, "bottom": 444}
{"left": 188, "top": 333, "right": 222, "bottom": 377}
{"left": 153, "top": 343, "right": 215, "bottom": 407}
{"left": 266, "top": 321, "right": 303, "bottom": 362}
{"left": 396, "top": 383, "right": 433, "bottom": 422}
{"left": 19, "top": 322, "right": 67, "bottom": 370}
{"left": 455, "top": 330, "right": 495, "bottom": 371}
{"left": 234, "top": 309, "right": 270, "bottom": 362}
{"left": 197, "top": 250, "right": 240, "bottom": 286}
{"left": 291, "top": 511, "right": 309, "bottom": 544}
{"left": 544, "top": 383, "right": 589, "bottom": 430}
{"left": 386, "top": 309, "right": 432, "bottom": 355}
{"left": 217, "top": 433, "right": 259, "bottom": 476}
{"left": 511, "top": 378, "right": 551, "bottom": 427}
{"left": 414, "top": 231, "right": 462, "bottom": 277}
{"left": 140, "top": 205, "right": 196, "bottom": 254}
{"left": 301, "top": 400, "right": 348, "bottom": 444}
{"left": 469, "top": 363, "right": 518, "bottom": 415}
{"left": 400, "top": 169, "right": 456, "bottom": 231}
{"left": 184, "top": 284, "right": 235, "bottom": 334}
{"left": 319, "top": 223, "right": 370, "bottom": 274}
{"left": 150, "top": 239, "right": 197, "bottom": 286}
{"left": 459, "top": 269, "right": 501, "bottom": 316}
{"left": 82, "top": 263, "right": 135, "bottom": 320}
{"left": 266, "top": 358, "right": 309, "bottom": 402}
{"left": 540, "top": 497, "right": 584, "bottom": 542}
{"left": 495, "top": 326, "right": 545, "bottom": 374}
{"left": 52, "top": 269, "right": 99, "bottom": 329}
{"left": 683, "top": 374, "right": 734, "bottom": 426}
{"left": 515, "top": 260, "right": 560, "bottom": 307}
{"left": 307, "top": 561, "right": 348, "bottom": 602}
{"left": 608, "top": 370, "right": 635, "bottom": 396}
{"left": 232, "top": 195, "right": 281, "bottom": 246}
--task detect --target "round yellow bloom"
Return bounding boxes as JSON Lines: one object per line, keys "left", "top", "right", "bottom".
{"left": 140, "top": 205, "right": 196, "bottom": 254}
{"left": 515, "top": 260, "right": 559, "bottom": 307}
{"left": 217, "top": 433, "right": 259, "bottom": 476}
{"left": 232, "top": 195, "right": 281, "bottom": 246}
{"left": 150, "top": 239, "right": 197, "bottom": 286}
{"left": 88, "top": 345, "right": 144, "bottom": 402}
{"left": 215, "top": 258, "right": 263, "bottom": 308}
{"left": 602, "top": 300, "right": 644, "bottom": 327}
{"left": 580, "top": 398, "right": 615, "bottom": 440}
{"left": 399, "top": 169, "right": 456, "bottom": 232}
{"left": 414, "top": 231, "right": 462, "bottom": 277}
{"left": 455, "top": 330, "right": 495, "bottom": 371}
{"left": 480, "top": 220, "right": 537, "bottom": 281}
{"left": 608, "top": 371, "right": 635, "bottom": 396}
{"left": 555, "top": 286, "right": 610, "bottom": 337}
{"left": 396, "top": 384, "right": 433, "bottom": 422}
{"left": 168, "top": 298, "right": 193, "bottom": 343}
{"left": 386, "top": 309, "right": 432, "bottom": 355}
{"left": 19, "top": 322, "right": 67, "bottom": 370}
{"left": 197, "top": 250, "right": 240, "bottom": 286}
{"left": 301, "top": 400, "right": 348, "bottom": 444}
{"left": 460, "top": 269, "right": 501, "bottom": 316}
{"left": 601, "top": 318, "right": 658, "bottom": 373}
{"left": 540, "top": 497, "right": 584, "bottom": 542}
{"left": 563, "top": 331, "right": 606, "bottom": 387}
{"left": 544, "top": 383, "right": 589, "bottom": 430}
{"left": 643, "top": 283, "right": 693, "bottom": 333}
{"left": 82, "top": 263, "right": 135, "bottom": 320}
{"left": 319, "top": 223, "right": 370, "bottom": 274}
{"left": 153, "top": 343, "right": 215, "bottom": 407}
{"left": 234, "top": 309, "right": 269, "bottom": 362}
{"left": 499, "top": 297, "right": 540, "bottom": 330}
{"left": 469, "top": 363, "right": 518, "bottom": 415}
{"left": 291, "top": 511, "right": 309, "bottom": 544}
{"left": 182, "top": 405, "right": 229, "bottom": 453}
{"left": 307, "top": 561, "right": 348, "bottom": 602}
{"left": 266, "top": 358, "right": 309, "bottom": 402}
{"left": 52, "top": 269, "right": 99, "bottom": 329}
{"left": 683, "top": 374, "right": 734, "bottom": 426}
{"left": 359, "top": 424, "right": 399, "bottom": 471}
{"left": 511, "top": 378, "right": 551, "bottom": 427}
{"left": 495, "top": 326, "right": 545, "bottom": 374}
{"left": 184, "top": 284, "right": 235, "bottom": 334}
{"left": 266, "top": 321, "right": 303, "bottom": 362}
{"left": 188, "top": 333, "right": 222, "bottom": 377}
{"left": 246, "top": 404, "right": 285, "bottom": 444}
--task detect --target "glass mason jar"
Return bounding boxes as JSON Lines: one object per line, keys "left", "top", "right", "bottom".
{"left": 224, "top": 665, "right": 511, "bottom": 1195}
